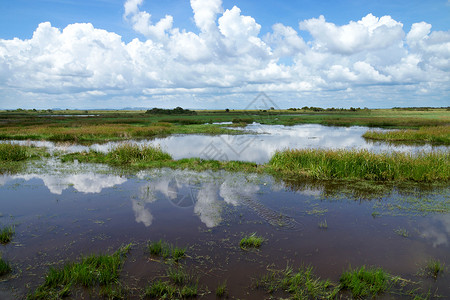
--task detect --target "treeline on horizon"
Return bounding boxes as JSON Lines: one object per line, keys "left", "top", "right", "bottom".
{"left": 2, "top": 106, "right": 449, "bottom": 113}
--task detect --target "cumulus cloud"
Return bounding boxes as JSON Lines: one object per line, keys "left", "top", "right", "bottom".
{"left": 0, "top": 0, "right": 449, "bottom": 108}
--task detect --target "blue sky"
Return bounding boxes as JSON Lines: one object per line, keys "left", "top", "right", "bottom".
{"left": 0, "top": 0, "right": 449, "bottom": 109}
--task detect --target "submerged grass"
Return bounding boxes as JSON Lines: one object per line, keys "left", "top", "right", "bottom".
{"left": 0, "top": 257, "right": 11, "bottom": 276}
{"left": 240, "top": 233, "right": 264, "bottom": 249}
{"left": 363, "top": 125, "right": 450, "bottom": 144}
{"left": 268, "top": 149, "right": 449, "bottom": 182}
{"left": 255, "top": 265, "right": 339, "bottom": 299}
{"left": 420, "top": 259, "right": 445, "bottom": 280}
{"left": 0, "top": 225, "right": 15, "bottom": 244}
{"left": 147, "top": 240, "right": 186, "bottom": 262}
{"left": 28, "top": 243, "right": 131, "bottom": 299}
{"left": 339, "top": 266, "right": 392, "bottom": 298}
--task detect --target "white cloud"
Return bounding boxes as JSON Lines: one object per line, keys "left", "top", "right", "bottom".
{"left": 0, "top": 1, "right": 449, "bottom": 108}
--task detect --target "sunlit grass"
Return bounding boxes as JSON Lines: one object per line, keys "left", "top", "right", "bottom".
{"left": 363, "top": 125, "right": 450, "bottom": 144}
{"left": 28, "top": 244, "right": 131, "bottom": 299}
{"left": 268, "top": 149, "right": 449, "bottom": 182}
{"left": 0, "top": 143, "right": 28, "bottom": 162}
{"left": 339, "top": 266, "right": 392, "bottom": 298}
{"left": 240, "top": 233, "right": 264, "bottom": 249}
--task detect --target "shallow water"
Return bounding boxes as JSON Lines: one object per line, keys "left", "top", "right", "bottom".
{"left": 0, "top": 162, "right": 448, "bottom": 298}
{"left": 3, "top": 124, "right": 448, "bottom": 163}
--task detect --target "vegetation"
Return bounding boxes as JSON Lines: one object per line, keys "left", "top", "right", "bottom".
{"left": 215, "top": 281, "right": 228, "bottom": 297}
{"left": 147, "top": 240, "right": 186, "bottom": 262}
{"left": 363, "top": 125, "right": 450, "bottom": 144}
{"left": 0, "top": 257, "right": 11, "bottom": 276}
{"left": 268, "top": 149, "right": 449, "bottom": 182}
{"left": 394, "top": 228, "right": 409, "bottom": 238}
{"left": 255, "top": 265, "right": 339, "bottom": 299}
{"left": 145, "top": 268, "right": 198, "bottom": 299}
{"left": 339, "top": 266, "right": 392, "bottom": 298}
{"left": 0, "top": 108, "right": 448, "bottom": 143}
{"left": 420, "top": 259, "right": 445, "bottom": 279}
{"left": 240, "top": 233, "right": 264, "bottom": 249}
{"left": 0, "top": 143, "right": 29, "bottom": 162}
{"left": 0, "top": 225, "right": 15, "bottom": 244}
{"left": 28, "top": 244, "right": 131, "bottom": 299}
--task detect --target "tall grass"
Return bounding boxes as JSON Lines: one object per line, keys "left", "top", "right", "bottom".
{"left": 0, "top": 257, "right": 11, "bottom": 276}
{"left": 108, "top": 143, "right": 172, "bottom": 164}
{"left": 268, "top": 149, "right": 449, "bottom": 182}
{"left": 363, "top": 126, "right": 450, "bottom": 144}
{"left": 0, "top": 225, "right": 15, "bottom": 244}
{"left": 0, "top": 143, "right": 28, "bottom": 161}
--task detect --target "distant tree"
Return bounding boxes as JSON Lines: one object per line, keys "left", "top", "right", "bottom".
{"left": 225, "top": 108, "right": 230, "bottom": 112}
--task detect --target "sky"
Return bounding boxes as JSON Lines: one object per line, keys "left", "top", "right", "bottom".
{"left": 0, "top": 0, "right": 449, "bottom": 109}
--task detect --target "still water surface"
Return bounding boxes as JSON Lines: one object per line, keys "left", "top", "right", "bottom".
{"left": 0, "top": 160, "right": 448, "bottom": 298}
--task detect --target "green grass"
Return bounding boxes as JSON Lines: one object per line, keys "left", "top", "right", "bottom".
{"left": 268, "top": 149, "right": 449, "bottom": 182}
{"left": 215, "top": 281, "right": 228, "bottom": 297}
{"left": 394, "top": 228, "right": 409, "bottom": 238}
{"left": 144, "top": 268, "right": 198, "bottom": 299}
{"left": 0, "top": 225, "right": 15, "bottom": 244}
{"left": 420, "top": 259, "right": 445, "bottom": 279}
{"left": 318, "top": 220, "right": 328, "bottom": 229}
{"left": 147, "top": 240, "right": 186, "bottom": 262}
{"left": 0, "top": 143, "right": 29, "bottom": 161}
{"left": 339, "top": 266, "right": 392, "bottom": 298}
{"left": 0, "top": 257, "right": 11, "bottom": 276}
{"left": 108, "top": 143, "right": 172, "bottom": 164}
{"left": 240, "top": 233, "right": 264, "bottom": 249}
{"left": 363, "top": 126, "right": 450, "bottom": 144}
{"left": 28, "top": 244, "right": 131, "bottom": 299}
{"left": 255, "top": 265, "right": 339, "bottom": 299}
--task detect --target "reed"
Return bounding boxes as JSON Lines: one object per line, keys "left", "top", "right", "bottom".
{"left": 363, "top": 126, "right": 450, "bottom": 144}
{"left": 268, "top": 149, "right": 449, "bottom": 182}
{"left": 0, "top": 143, "right": 28, "bottom": 161}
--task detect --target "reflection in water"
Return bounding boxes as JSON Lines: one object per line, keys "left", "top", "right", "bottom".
{"left": 422, "top": 214, "right": 450, "bottom": 247}
{"left": 1, "top": 173, "right": 126, "bottom": 195}
{"left": 4, "top": 124, "right": 447, "bottom": 163}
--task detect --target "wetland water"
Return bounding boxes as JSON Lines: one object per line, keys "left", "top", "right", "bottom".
{"left": 4, "top": 124, "right": 448, "bottom": 163}
{"left": 0, "top": 124, "right": 449, "bottom": 298}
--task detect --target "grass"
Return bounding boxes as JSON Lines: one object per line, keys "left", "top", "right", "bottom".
{"left": 108, "top": 143, "right": 172, "bottom": 164}
{"left": 240, "top": 233, "right": 264, "bottom": 249}
{"left": 0, "top": 143, "right": 29, "bottom": 161}
{"left": 420, "top": 259, "right": 445, "bottom": 279}
{"left": 318, "top": 220, "right": 328, "bottom": 229}
{"left": 145, "top": 268, "right": 198, "bottom": 299}
{"left": 215, "top": 281, "right": 228, "bottom": 297}
{"left": 28, "top": 244, "right": 131, "bottom": 299}
{"left": 147, "top": 240, "right": 186, "bottom": 262}
{"left": 268, "top": 149, "right": 449, "bottom": 182}
{"left": 339, "top": 266, "right": 392, "bottom": 298}
{"left": 394, "top": 228, "right": 409, "bottom": 238}
{"left": 0, "top": 257, "right": 11, "bottom": 276}
{"left": 363, "top": 125, "right": 450, "bottom": 144}
{"left": 255, "top": 265, "right": 339, "bottom": 299}
{"left": 0, "top": 225, "right": 15, "bottom": 244}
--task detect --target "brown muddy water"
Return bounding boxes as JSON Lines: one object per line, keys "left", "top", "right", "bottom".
{"left": 0, "top": 162, "right": 449, "bottom": 299}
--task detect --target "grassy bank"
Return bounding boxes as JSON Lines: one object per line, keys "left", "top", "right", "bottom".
{"left": 363, "top": 125, "right": 450, "bottom": 144}
{"left": 61, "top": 144, "right": 449, "bottom": 183}
{"left": 268, "top": 149, "right": 449, "bottom": 182}
{"left": 1, "top": 108, "right": 448, "bottom": 143}
{"left": 0, "top": 143, "right": 48, "bottom": 173}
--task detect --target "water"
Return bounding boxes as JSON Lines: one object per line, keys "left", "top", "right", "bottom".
{"left": 0, "top": 162, "right": 448, "bottom": 298}
{"left": 3, "top": 124, "right": 448, "bottom": 163}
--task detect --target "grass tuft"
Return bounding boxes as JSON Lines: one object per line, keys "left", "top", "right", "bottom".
{"left": 0, "top": 257, "right": 11, "bottom": 276}
{"left": 28, "top": 244, "right": 131, "bottom": 299}
{"left": 215, "top": 281, "right": 228, "bottom": 297}
{"left": 420, "top": 259, "right": 445, "bottom": 280}
{"left": 0, "top": 143, "right": 29, "bottom": 161}
{"left": 147, "top": 240, "right": 186, "bottom": 262}
{"left": 255, "top": 265, "right": 339, "bottom": 298}
{"left": 339, "top": 265, "right": 391, "bottom": 298}
{"left": 0, "top": 225, "right": 15, "bottom": 244}
{"left": 240, "top": 233, "right": 264, "bottom": 249}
